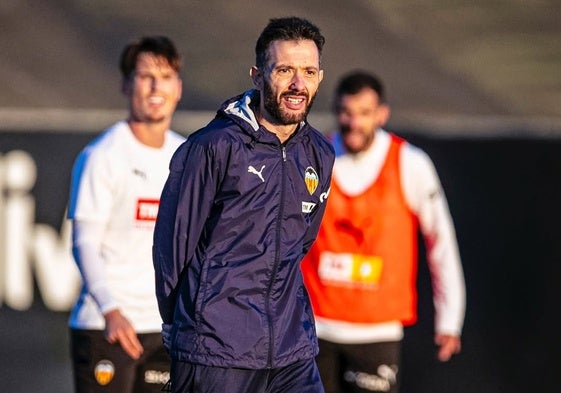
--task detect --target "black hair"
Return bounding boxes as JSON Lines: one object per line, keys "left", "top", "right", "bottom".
{"left": 255, "top": 17, "right": 325, "bottom": 69}
{"left": 335, "top": 70, "right": 386, "bottom": 104}
{"left": 119, "top": 35, "right": 181, "bottom": 79}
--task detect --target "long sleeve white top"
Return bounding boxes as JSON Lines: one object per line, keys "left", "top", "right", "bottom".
{"left": 67, "top": 121, "right": 185, "bottom": 332}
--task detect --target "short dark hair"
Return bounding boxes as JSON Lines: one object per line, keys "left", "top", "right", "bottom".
{"left": 255, "top": 17, "right": 325, "bottom": 69}
{"left": 119, "top": 35, "right": 181, "bottom": 79}
{"left": 335, "top": 71, "right": 386, "bottom": 104}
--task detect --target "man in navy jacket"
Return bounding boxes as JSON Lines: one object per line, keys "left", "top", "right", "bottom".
{"left": 153, "top": 17, "right": 335, "bottom": 393}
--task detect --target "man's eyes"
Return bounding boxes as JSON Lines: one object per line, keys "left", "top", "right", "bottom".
{"left": 275, "top": 68, "right": 317, "bottom": 76}
{"left": 135, "top": 73, "right": 176, "bottom": 80}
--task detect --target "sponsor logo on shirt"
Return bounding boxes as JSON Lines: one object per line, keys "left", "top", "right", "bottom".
{"left": 136, "top": 199, "right": 160, "bottom": 221}
{"left": 318, "top": 251, "right": 383, "bottom": 287}
{"left": 302, "top": 201, "right": 316, "bottom": 213}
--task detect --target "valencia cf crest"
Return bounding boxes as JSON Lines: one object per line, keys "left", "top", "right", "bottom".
{"left": 304, "top": 167, "right": 319, "bottom": 195}
{"left": 94, "top": 360, "right": 115, "bottom": 386}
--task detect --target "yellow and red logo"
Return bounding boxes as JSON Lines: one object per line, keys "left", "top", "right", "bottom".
{"left": 94, "top": 360, "right": 115, "bottom": 386}
{"left": 136, "top": 199, "right": 160, "bottom": 221}
{"left": 319, "top": 252, "right": 383, "bottom": 287}
{"left": 304, "top": 167, "right": 319, "bottom": 195}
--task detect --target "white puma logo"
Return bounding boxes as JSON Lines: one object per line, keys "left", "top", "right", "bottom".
{"left": 248, "top": 165, "right": 266, "bottom": 182}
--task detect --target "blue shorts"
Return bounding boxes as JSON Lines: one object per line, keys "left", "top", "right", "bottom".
{"left": 170, "top": 358, "right": 324, "bottom": 393}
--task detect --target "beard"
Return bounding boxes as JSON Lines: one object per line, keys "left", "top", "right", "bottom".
{"left": 262, "top": 79, "right": 317, "bottom": 125}
{"left": 340, "top": 125, "right": 375, "bottom": 154}
{"left": 130, "top": 99, "right": 171, "bottom": 125}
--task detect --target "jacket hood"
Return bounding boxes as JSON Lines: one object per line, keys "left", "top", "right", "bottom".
{"left": 221, "top": 90, "right": 261, "bottom": 132}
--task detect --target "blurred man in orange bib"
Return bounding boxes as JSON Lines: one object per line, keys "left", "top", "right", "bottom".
{"left": 301, "top": 71, "right": 466, "bottom": 393}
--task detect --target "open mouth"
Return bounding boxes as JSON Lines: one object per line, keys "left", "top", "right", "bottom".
{"left": 148, "top": 96, "right": 165, "bottom": 105}
{"left": 283, "top": 94, "right": 307, "bottom": 110}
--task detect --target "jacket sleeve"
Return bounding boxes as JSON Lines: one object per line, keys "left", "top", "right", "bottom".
{"left": 302, "top": 145, "right": 335, "bottom": 255}
{"left": 153, "top": 138, "right": 218, "bottom": 324}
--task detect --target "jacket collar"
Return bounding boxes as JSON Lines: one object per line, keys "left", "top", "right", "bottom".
{"left": 221, "top": 90, "right": 309, "bottom": 145}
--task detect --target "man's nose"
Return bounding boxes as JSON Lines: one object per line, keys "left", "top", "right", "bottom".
{"left": 348, "top": 115, "right": 362, "bottom": 129}
{"left": 289, "top": 72, "right": 306, "bottom": 91}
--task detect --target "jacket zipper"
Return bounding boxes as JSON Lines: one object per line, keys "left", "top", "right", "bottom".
{"left": 266, "top": 144, "right": 287, "bottom": 367}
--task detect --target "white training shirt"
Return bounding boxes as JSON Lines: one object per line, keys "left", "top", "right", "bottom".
{"left": 315, "top": 129, "right": 466, "bottom": 344}
{"left": 67, "top": 121, "right": 185, "bottom": 332}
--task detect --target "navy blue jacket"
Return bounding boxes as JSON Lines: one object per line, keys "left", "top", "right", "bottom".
{"left": 153, "top": 90, "right": 335, "bottom": 369}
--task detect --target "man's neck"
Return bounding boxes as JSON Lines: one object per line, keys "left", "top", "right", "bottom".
{"left": 256, "top": 109, "right": 299, "bottom": 144}
{"left": 127, "top": 119, "right": 169, "bottom": 148}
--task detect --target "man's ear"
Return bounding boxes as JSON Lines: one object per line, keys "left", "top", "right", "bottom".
{"left": 378, "top": 104, "right": 391, "bottom": 127}
{"left": 177, "top": 79, "right": 183, "bottom": 101}
{"left": 250, "top": 66, "right": 262, "bottom": 88}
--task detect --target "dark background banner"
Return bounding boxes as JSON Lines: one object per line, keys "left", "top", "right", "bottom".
{"left": 1, "top": 128, "right": 560, "bottom": 393}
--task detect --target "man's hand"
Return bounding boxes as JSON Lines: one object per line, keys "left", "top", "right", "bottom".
{"left": 103, "top": 309, "right": 144, "bottom": 359}
{"left": 434, "top": 333, "right": 461, "bottom": 362}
